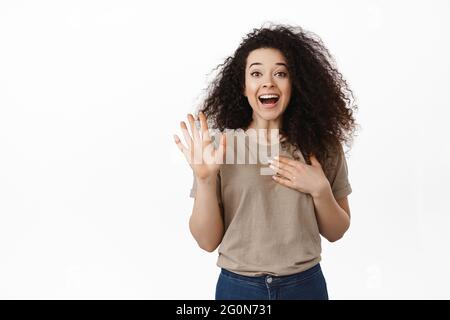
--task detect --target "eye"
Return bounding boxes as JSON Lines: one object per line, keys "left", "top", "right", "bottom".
{"left": 250, "top": 71, "right": 288, "bottom": 78}
{"left": 276, "top": 72, "right": 288, "bottom": 78}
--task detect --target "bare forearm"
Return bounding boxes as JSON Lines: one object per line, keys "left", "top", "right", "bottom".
{"left": 189, "top": 176, "right": 224, "bottom": 252}
{"left": 312, "top": 185, "right": 350, "bottom": 242}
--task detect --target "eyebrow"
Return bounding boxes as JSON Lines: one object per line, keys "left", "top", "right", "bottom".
{"left": 248, "top": 62, "right": 287, "bottom": 69}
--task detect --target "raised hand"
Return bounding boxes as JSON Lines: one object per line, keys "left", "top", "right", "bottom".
{"left": 173, "top": 111, "right": 226, "bottom": 181}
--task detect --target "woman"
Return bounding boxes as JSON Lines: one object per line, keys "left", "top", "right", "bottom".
{"left": 173, "top": 23, "right": 357, "bottom": 300}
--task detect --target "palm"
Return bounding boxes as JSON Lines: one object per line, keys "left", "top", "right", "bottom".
{"left": 174, "top": 112, "right": 226, "bottom": 180}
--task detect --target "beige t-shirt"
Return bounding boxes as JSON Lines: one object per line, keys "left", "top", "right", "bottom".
{"left": 189, "top": 131, "right": 352, "bottom": 276}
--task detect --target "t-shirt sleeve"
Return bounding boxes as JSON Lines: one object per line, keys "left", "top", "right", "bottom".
{"left": 330, "top": 144, "right": 352, "bottom": 200}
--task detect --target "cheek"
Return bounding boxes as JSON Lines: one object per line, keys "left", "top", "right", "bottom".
{"left": 245, "top": 79, "right": 259, "bottom": 96}
{"left": 285, "top": 88, "right": 292, "bottom": 99}
{"left": 281, "top": 82, "right": 292, "bottom": 98}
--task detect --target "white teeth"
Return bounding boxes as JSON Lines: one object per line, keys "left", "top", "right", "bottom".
{"left": 259, "top": 94, "right": 279, "bottom": 99}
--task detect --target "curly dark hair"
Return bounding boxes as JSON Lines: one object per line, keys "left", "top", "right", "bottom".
{"left": 198, "top": 23, "right": 358, "bottom": 173}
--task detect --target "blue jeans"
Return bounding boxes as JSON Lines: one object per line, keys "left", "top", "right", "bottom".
{"left": 215, "top": 263, "right": 328, "bottom": 300}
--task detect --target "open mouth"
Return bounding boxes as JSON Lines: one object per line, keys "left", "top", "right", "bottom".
{"left": 258, "top": 94, "right": 280, "bottom": 106}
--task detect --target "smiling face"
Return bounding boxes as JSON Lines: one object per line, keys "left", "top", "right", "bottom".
{"left": 244, "top": 48, "right": 292, "bottom": 130}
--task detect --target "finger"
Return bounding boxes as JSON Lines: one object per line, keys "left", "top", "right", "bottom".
{"left": 309, "top": 154, "right": 321, "bottom": 167}
{"left": 198, "top": 111, "right": 212, "bottom": 143}
{"left": 174, "top": 134, "right": 192, "bottom": 163}
{"left": 187, "top": 113, "right": 200, "bottom": 141}
{"left": 215, "top": 133, "right": 227, "bottom": 164}
{"left": 173, "top": 134, "right": 184, "bottom": 149}
{"left": 275, "top": 155, "right": 303, "bottom": 169}
{"left": 269, "top": 159, "right": 296, "bottom": 175}
{"left": 174, "top": 134, "right": 187, "bottom": 154}
{"left": 269, "top": 163, "right": 294, "bottom": 179}
{"left": 180, "top": 121, "right": 193, "bottom": 149}
{"left": 272, "top": 175, "right": 296, "bottom": 189}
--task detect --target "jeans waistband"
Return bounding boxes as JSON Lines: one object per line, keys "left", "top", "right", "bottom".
{"left": 220, "top": 263, "right": 322, "bottom": 287}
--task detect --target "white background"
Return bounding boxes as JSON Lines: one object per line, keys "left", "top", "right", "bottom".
{"left": 0, "top": 0, "right": 449, "bottom": 299}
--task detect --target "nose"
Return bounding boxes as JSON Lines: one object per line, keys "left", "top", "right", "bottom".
{"left": 262, "top": 74, "right": 275, "bottom": 88}
{"left": 262, "top": 80, "right": 275, "bottom": 88}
